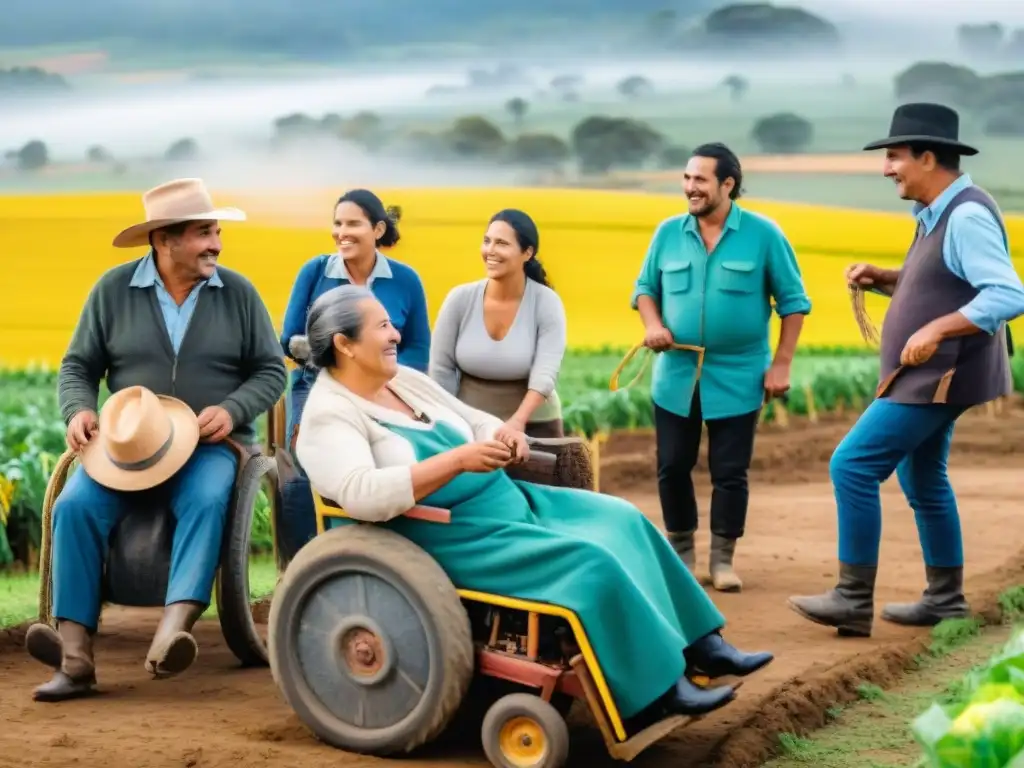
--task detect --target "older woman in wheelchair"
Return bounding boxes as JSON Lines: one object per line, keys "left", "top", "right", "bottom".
{"left": 292, "top": 284, "right": 774, "bottom": 733}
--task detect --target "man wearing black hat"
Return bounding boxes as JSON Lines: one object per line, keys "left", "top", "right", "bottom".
{"left": 789, "top": 103, "right": 1024, "bottom": 638}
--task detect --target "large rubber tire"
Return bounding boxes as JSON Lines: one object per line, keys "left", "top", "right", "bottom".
{"left": 481, "top": 693, "right": 570, "bottom": 768}
{"left": 269, "top": 525, "right": 474, "bottom": 756}
{"left": 216, "top": 453, "right": 277, "bottom": 668}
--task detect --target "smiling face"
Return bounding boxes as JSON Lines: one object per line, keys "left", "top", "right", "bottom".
{"left": 334, "top": 297, "right": 401, "bottom": 379}
{"left": 682, "top": 155, "right": 733, "bottom": 218}
{"left": 155, "top": 220, "right": 222, "bottom": 281}
{"left": 333, "top": 201, "right": 385, "bottom": 261}
{"left": 882, "top": 146, "right": 932, "bottom": 202}
{"left": 481, "top": 220, "right": 533, "bottom": 281}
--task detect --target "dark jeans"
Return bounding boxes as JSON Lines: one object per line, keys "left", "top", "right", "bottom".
{"left": 654, "top": 387, "right": 760, "bottom": 540}
{"left": 279, "top": 374, "right": 317, "bottom": 563}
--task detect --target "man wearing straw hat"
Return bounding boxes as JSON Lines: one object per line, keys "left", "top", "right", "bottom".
{"left": 23, "top": 179, "right": 287, "bottom": 701}
{"left": 790, "top": 103, "right": 1024, "bottom": 638}
{"left": 631, "top": 142, "right": 812, "bottom": 592}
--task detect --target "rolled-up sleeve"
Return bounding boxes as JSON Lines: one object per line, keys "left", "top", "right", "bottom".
{"left": 946, "top": 203, "right": 1024, "bottom": 335}
{"left": 765, "top": 224, "right": 812, "bottom": 317}
{"left": 630, "top": 225, "right": 664, "bottom": 310}
{"left": 296, "top": 398, "right": 415, "bottom": 523}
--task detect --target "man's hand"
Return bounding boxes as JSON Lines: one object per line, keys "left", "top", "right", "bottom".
{"left": 643, "top": 324, "right": 674, "bottom": 351}
{"left": 901, "top": 324, "right": 943, "bottom": 366}
{"left": 845, "top": 262, "right": 884, "bottom": 287}
{"left": 198, "top": 406, "right": 234, "bottom": 443}
{"left": 66, "top": 409, "right": 99, "bottom": 452}
{"left": 763, "top": 361, "right": 792, "bottom": 400}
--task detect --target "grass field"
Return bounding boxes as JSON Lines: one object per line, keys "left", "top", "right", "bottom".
{"left": 765, "top": 587, "right": 1024, "bottom": 768}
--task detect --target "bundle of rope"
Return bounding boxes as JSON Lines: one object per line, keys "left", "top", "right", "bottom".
{"left": 608, "top": 341, "right": 706, "bottom": 391}
{"left": 848, "top": 282, "right": 881, "bottom": 347}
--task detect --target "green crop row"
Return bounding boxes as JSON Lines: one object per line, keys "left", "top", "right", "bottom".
{"left": 2, "top": 346, "right": 1022, "bottom": 568}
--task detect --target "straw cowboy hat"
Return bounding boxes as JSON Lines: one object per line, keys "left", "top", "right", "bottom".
{"left": 112, "top": 178, "right": 247, "bottom": 249}
{"left": 80, "top": 386, "right": 200, "bottom": 492}
{"left": 863, "top": 102, "right": 979, "bottom": 156}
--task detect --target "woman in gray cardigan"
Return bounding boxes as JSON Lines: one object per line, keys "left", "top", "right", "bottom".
{"left": 429, "top": 209, "right": 567, "bottom": 439}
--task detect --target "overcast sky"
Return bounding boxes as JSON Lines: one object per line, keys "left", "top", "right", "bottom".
{"left": 799, "top": 0, "right": 1024, "bottom": 23}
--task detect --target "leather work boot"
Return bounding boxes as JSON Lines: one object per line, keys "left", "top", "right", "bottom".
{"left": 685, "top": 631, "right": 774, "bottom": 679}
{"left": 788, "top": 563, "right": 877, "bottom": 637}
{"left": 29, "top": 621, "right": 98, "bottom": 702}
{"left": 667, "top": 530, "right": 696, "bottom": 572}
{"left": 145, "top": 601, "right": 206, "bottom": 679}
{"left": 662, "top": 675, "right": 735, "bottom": 716}
{"left": 709, "top": 534, "right": 743, "bottom": 592}
{"left": 881, "top": 566, "right": 971, "bottom": 627}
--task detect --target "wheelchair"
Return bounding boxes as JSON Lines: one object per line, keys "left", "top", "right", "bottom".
{"left": 266, "top": 437, "right": 723, "bottom": 767}
{"left": 36, "top": 398, "right": 288, "bottom": 668}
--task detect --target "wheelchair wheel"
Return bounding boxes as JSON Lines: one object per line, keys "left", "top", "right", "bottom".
{"left": 269, "top": 525, "right": 474, "bottom": 755}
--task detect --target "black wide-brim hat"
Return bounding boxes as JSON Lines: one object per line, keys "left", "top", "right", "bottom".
{"left": 863, "top": 102, "right": 978, "bottom": 156}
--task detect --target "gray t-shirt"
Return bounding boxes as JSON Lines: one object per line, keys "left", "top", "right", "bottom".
{"left": 428, "top": 278, "right": 567, "bottom": 398}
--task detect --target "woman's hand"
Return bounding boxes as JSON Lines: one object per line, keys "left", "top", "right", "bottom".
{"left": 494, "top": 422, "right": 530, "bottom": 464}
{"left": 454, "top": 440, "right": 514, "bottom": 473}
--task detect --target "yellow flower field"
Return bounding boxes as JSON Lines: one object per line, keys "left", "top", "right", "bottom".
{"left": 1, "top": 187, "right": 1022, "bottom": 368}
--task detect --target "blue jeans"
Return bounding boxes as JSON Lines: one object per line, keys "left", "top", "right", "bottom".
{"left": 829, "top": 398, "right": 968, "bottom": 569}
{"left": 51, "top": 443, "right": 238, "bottom": 630}
{"left": 279, "top": 374, "right": 318, "bottom": 562}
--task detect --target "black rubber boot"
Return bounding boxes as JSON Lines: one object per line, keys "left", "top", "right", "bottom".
{"left": 662, "top": 675, "right": 735, "bottom": 716}
{"left": 881, "top": 566, "right": 970, "bottom": 627}
{"left": 788, "top": 563, "right": 877, "bottom": 638}
{"left": 685, "top": 631, "right": 774, "bottom": 678}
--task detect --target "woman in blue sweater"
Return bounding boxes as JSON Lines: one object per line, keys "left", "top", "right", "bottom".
{"left": 278, "top": 188, "right": 431, "bottom": 560}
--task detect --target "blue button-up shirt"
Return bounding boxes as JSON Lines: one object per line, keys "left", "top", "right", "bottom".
{"left": 631, "top": 202, "right": 812, "bottom": 419}
{"left": 130, "top": 251, "right": 222, "bottom": 353}
{"left": 911, "top": 173, "right": 1024, "bottom": 335}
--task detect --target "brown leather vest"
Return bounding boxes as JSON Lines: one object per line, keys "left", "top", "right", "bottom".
{"left": 877, "top": 185, "right": 1012, "bottom": 406}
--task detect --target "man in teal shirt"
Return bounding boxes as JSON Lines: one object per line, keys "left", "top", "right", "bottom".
{"left": 631, "top": 143, "right": 812, "bottom": 592}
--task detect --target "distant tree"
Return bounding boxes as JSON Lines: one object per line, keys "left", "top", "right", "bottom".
{"left": 698, "top": 3, "right": 839, "bottom": 48}
{"left": 0, "top": 66, "right": 69, "bottom": 95}
{"left": 274, "top": 112, "right": 320, "bottom": 138}
{"left": 320, "top": 113, "right": 344, "bottom": 132}
{"left": 983, "top": 108, "right": 1024, "bottom": 138}
{"left": 508, "top": 133, "right": 570, "bottom": 168}
{"left": 86, "top": 145, "right": 113, "bottom": 163}
{"left": 894, "top": 62, "right": 981, "bottom": 106}
{"left": 570, "top": 116, "right": 665, "bottom": 174}
{"left": 722, "top": 74, "right": 748, "bottom": 101}
{"left": 444, "top": 116, "right": 506, "bottom": 158}
{"left": 657, "top": 145, "right": 691, "bottom": 169}
{"left": 751, "top": 113, "right": 813, "bottom": 154}
{"left": 957, "top": 22, "right": 1005, "bottom": 58}
{"left": 550, "top": 74, "right": 583, "bottom": 93}
{"left": 616, "top": 75, "right": 654, "bottom": 100}
{"left": 16, "top": 140, "right": 48, "bottom": 170}
{"left": 339, "top": 111, "right": 384, "bottom": 149}
{"left": 506, "top": 97, "right": 529, "bottom": 128}
{"left": 165, "top": 138, "right": 199, "bottom": 162}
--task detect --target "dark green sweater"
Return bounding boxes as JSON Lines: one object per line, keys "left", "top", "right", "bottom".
{"left": 58, "top": 259, "right": 287, "bottom": 444}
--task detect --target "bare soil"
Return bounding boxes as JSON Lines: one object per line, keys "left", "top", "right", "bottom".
{"left": 2, "top": 404, "right": 1022, "bottom": 768}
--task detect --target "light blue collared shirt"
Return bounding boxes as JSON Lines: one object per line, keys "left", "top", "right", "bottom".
{"left": 323, "top": 251, "right": 393, "bottom": 285}
{"left": 912, "top": 173, "right": 1024, "bottom": 335}
{"left": 130, "top": 251, "right": 223, "bottom": 353}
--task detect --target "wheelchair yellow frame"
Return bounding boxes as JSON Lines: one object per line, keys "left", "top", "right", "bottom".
{"left": 312, "top": 492, "right": 629, "bottom": 742}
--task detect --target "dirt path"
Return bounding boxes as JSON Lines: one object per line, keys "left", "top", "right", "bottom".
{"left": 2, "top": 406, "right": 1022, "bottom": 768}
